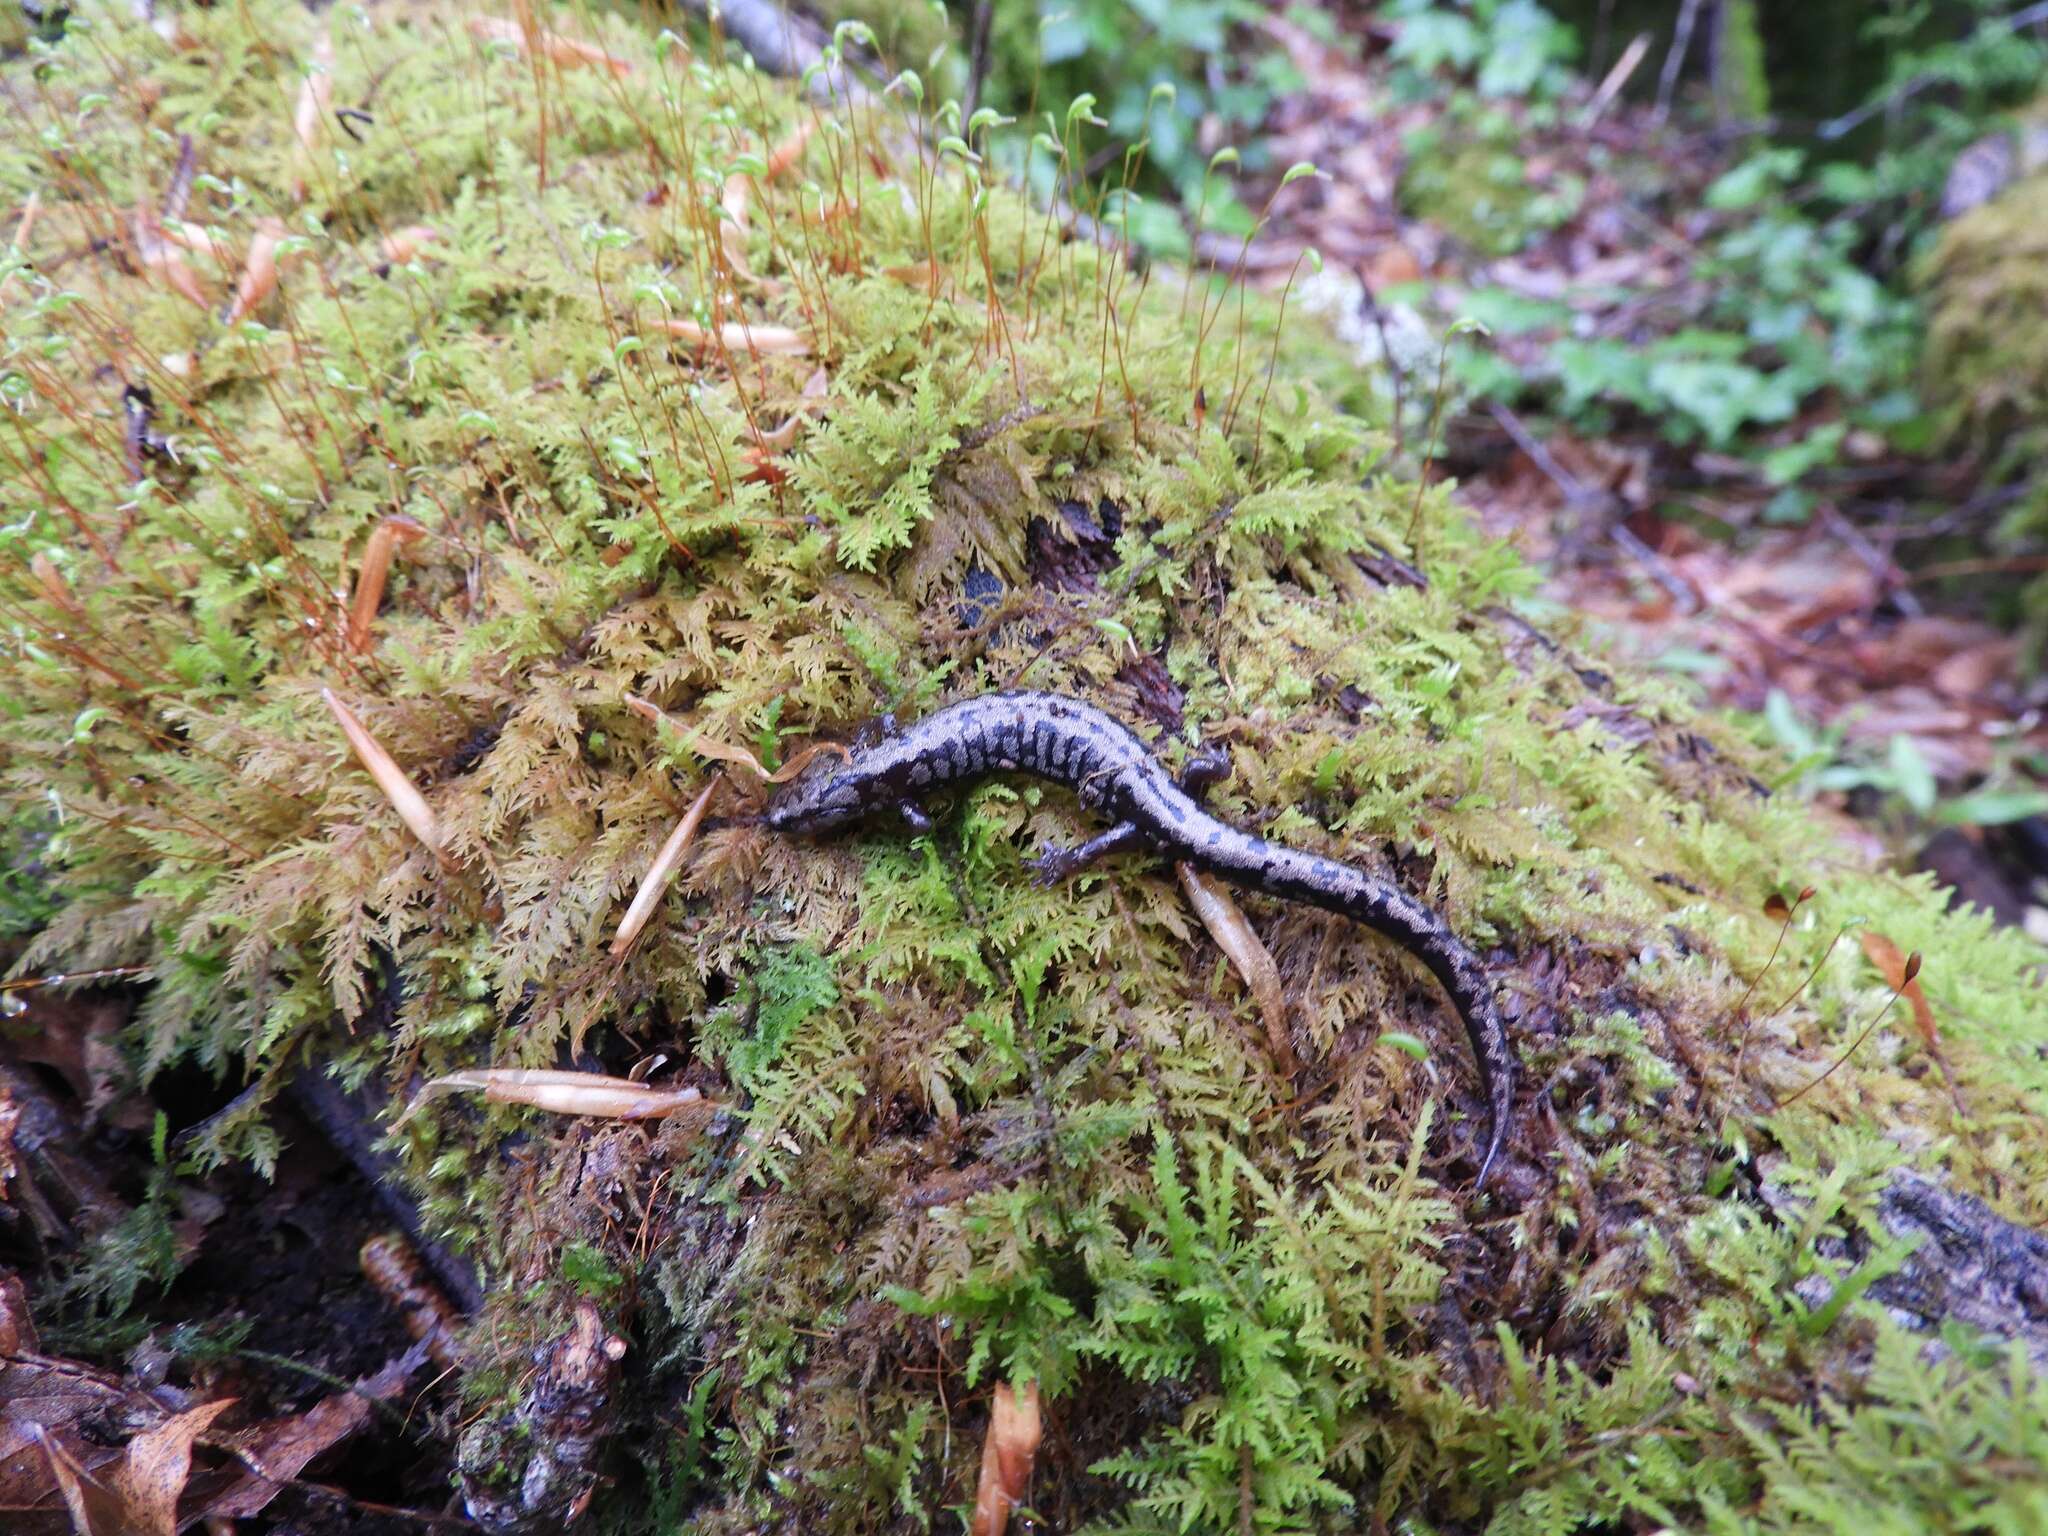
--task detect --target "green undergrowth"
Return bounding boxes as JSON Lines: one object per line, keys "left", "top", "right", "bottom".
{"left": 3, "top": 1, "right": 2047, "bottom": 1531}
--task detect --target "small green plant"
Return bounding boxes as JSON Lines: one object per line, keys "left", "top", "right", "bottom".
{"left": 1758, "top": 687, "right": 2048, "bottom": 826}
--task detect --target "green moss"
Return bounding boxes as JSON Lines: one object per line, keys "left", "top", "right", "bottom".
{"left": 1922, "top": 119, "right": 2048, "bottom": 649}
{"left": 3, "top": 2, "right": 2047, "bottom": 1531}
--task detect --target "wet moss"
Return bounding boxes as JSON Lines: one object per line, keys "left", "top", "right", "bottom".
{"left": 2, "top": 1, "right": 2045, "bottom": 1530}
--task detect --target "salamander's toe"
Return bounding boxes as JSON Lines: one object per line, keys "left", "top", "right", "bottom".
{"left": 1030, "top": 847, "right": 1077, "bottom": 887}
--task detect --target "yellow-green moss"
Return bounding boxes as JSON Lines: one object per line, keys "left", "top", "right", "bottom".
{"left": 3, "top": 2, "right": 2047, "bottom": 1531}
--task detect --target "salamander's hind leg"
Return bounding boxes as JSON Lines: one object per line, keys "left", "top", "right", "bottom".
{"left": 1030, "top": 821, "right": 1142, "bottom": 886}
{"left": 897, "top": 800, "right": 934, "bottom": 835}
{"left": 1179, "top": 748, "right": 1232, "bottom": 805}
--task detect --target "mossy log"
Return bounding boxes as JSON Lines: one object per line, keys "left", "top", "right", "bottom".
{"left": 2, "top": 2, "right": 2046, "bottom": 1531}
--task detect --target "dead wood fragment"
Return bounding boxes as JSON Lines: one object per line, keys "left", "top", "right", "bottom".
{"left": 361, "top": 1233, "right": 467, "bottom": 1371}
{"left": 457, "top": 1301, "right": 628, "bottom": 1531}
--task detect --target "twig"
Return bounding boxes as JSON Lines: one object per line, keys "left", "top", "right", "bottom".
{"left": 964, "top": 0, "right": 994, "bottom": 121}
{"left": 1486, "top": 401, "right": 1601, "bottom": 507}
{"left": 1584, "top": 32, "right": 1652, "bottom": 125}
{"left": 1820, "top": 1, "right": 2048, "bottom": 141}
{"left": 1610, "top": 522, "right": 1700, "bottom": 613}
{"left": 1652, "top": 0, "right": 1703, "bottom": 126}
{"left": 1355, "top": 268, "right": 1406, "bottom": 457}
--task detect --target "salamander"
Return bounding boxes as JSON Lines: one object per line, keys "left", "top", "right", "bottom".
{"left": 763, "top": 690, "right": 1515, "bottom": 1187}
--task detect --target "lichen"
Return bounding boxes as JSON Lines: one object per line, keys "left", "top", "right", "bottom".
{"left": 3, "top": 2, "right": 2046, "bottom": 1531}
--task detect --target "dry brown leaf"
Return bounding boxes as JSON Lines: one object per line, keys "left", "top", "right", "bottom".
{"left": 202, "top": 1351, "right": 418, "bottom": 1522}
{"left": 292, "top": 38, "right": 334, "bottom": 153}
{"left": 1177, "top": 863, "right": 1292, "bottom": 1070}
{"left": 114, "top": 1399, "right": 235, "bottom": 1536}
{"left": 1, "top": 193, "right": 40, "bottom": 303}
{"left": 35, "top": 1424, "right": 123, "bottom": 1534}
{"left": 467, "top": 15, "right": 633, "bottom": 75}
{"left": 968, "top": 1380, "right": 1041, "bottom": 1536}
{"left": 221, "top": 217, "right": 288, "bottom": 328}
{"left": 379, "top": 224, "right": 442, "bottom": 266}
{"left": 0, "top": 1273, "right": 35, "bottom": 1356}
{"left": 1364, "top": 242, "right": 1422, "bottom": 291}
{"left": 1, "top": 1366, "right": 118, "bottom": 1525}
{"left": 1858, "top": 930, "right": 1963, "bottom": 1112}
{"left": 131, "top": 205, "right": 210, "bottom": 309}
{"left": 0, "top": 1096, "right": 16, "bottom": 1214}
{"left": 1859, "top": 931, "right": 1934, "bottom": 1049}
{"left": 621, "top": 693, "right": 847, "bottom": 783}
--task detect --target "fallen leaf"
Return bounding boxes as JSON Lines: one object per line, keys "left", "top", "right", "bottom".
{"left": 114, "top": 1399, "right": 235, "bottom": 1536}
{"left": 202, "top": 1350, "right": 421, "bottom": 1522}
{"left": 221, "top": 217, "right": 288, "bottom": 328}
{"left": 401, "top": 1069, "right": 708, "bottom": 1122}
{"left": 0, "top": 1354, "right": 138, "bottom": 1530}
{"left": 35, "top": 1426, "right": 122, "bottom": 1535}
{"left": 659, "top": 317, "right": 810, "bottom": 355}
{"left": 467, "top": 15, "right": 632, "bottom": 75}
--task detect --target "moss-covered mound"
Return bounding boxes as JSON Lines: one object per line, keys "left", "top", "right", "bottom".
{"left": 1923, "top": 109, "right": 2048, "bottom": 652}
{"left": 4, "top": 2, "right": 2047, "bottom": 1531}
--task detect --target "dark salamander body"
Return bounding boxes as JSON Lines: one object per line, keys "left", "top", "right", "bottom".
{"left": 765, "top": 691, "right": 1515, "bottom": 1187}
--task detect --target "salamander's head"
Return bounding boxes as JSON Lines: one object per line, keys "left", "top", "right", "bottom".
{"left": 763, "top": 756, "right": 864, "bottom": 835}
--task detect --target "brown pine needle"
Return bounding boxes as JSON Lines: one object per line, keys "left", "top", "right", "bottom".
{"left": 659, "top": 317, "right": 810, "bottom": 356}
{"left": 968, "top": 1380, "right": 1042, "bottom": 1536}
{"left": 1177, "top": 862, "right": 1292, "bottom": 1072}
{"left": 399, "top": 1068, "right": 705, "bottom": 1124}
{"left": 622, "top": 694, "right": 847, "bottom": 783}
{"left": 610, "top": 775, "right": 724, "bottom": 957}
{"left": 344, "top": 515, "right": 427, "bottom": 652}
{"left": 322, "top": 688, "right": 443, "bottom": 857}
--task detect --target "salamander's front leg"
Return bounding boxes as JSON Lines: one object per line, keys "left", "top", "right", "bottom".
{"left": 1030, "top": 820, "right": 1142, "bottom": 886}
{"left": 1180, "top": 748, "right": 1232, "bottom": 805}
{"left": 851, "top": 712, "right": 901, "bottom": 750}
{"left": 897, "top": 800, "right": 935, "bottom": 835}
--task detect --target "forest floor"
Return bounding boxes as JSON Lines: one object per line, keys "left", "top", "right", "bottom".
{"left": 1230, "top": 7, "right": 2048, "bottom": 934}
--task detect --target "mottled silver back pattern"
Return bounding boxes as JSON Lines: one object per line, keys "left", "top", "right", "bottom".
{"left": 766, "top": 690, "right": 1515, "bottom": 1188}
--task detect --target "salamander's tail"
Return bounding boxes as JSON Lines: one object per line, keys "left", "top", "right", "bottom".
{"left": 1434, "top": 948, "right": 1513, "bottom": 1195}
{"left": 1465, "top": 989, "right": 1514, "bottom": 1194}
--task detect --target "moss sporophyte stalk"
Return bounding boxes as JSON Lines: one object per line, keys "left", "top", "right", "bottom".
{"left": 3, "top": 0, "right": 2046, "bottom": 1529}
